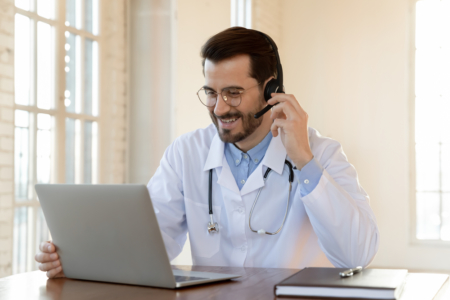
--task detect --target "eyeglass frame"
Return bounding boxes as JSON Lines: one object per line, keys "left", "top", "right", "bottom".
{"left": 197, "top": 82, "right": 262, "bottom": 108}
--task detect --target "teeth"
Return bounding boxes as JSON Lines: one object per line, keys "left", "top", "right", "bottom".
{"left": 222, "top": 118, "right": 237, "bottom": 123}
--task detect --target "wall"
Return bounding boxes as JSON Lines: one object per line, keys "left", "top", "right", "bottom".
{"left": 281, "top": 0, "right": 450, "bottom": 271}
{"left": 127, "top": 0, "right": 175, "bottom": 184}
{"left": 0, "top": 0, "right": 14, "bottom": 277}
{"left": 174, "top": 0, "right": 231, "bottom": 137}
{"left": 100, "top": 0, "right": 128, "bottom": 184}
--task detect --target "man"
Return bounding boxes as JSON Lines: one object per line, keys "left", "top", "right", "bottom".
{"left": 35, "top": 27, "right": 379, "bottom": 278}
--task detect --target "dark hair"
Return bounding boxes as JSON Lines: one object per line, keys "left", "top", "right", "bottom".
{"left": 200, "top": 27, "right": 277, "bottom": 85}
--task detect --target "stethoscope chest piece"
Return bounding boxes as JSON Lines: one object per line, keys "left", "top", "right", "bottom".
{"left": 208, "top": 214, "right": 219, "bottom": 233}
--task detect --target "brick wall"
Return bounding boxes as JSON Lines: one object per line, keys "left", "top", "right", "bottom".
{"left": 0, "top": 0, "right": 14, "bottom": 277}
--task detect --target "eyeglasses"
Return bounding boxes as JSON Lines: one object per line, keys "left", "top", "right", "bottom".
{"left": 197, "top": 83, "right": 261, "bottom": 107}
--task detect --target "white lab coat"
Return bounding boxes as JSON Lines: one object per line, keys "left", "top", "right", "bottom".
{"left": 147, "top": 124, "right": 379, "bottom": 269}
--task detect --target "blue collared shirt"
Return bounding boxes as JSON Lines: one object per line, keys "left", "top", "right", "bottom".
{"left": 224, "top": 131, "right": 323, "bottom": 196}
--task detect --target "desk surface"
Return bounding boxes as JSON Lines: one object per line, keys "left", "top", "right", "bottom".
{"left": 0, "top": 265, "right": 449, "bottom": 300}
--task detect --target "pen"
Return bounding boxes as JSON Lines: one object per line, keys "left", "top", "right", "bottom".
{"left": 339, "top": 266, "right": 363, "bottom": 278}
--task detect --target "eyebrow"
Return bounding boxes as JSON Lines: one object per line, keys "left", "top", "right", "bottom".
{"left": 202, "top": 85, "right": 245, "bottom": 91}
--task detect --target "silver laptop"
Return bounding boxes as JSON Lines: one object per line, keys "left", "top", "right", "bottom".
{"left": 35, "top": 184, "right": 240, "bottom": 288}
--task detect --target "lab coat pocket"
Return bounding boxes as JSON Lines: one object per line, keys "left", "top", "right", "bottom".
{"left": 185, "top": 197, "right": 221, "bottom": 258}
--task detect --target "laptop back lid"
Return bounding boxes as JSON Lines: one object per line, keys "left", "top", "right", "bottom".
{"left": 35, "top": 184, "right": 176, "bottom": 288}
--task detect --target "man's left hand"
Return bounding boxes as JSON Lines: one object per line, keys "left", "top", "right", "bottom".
{"left": 268, "top": 93, "right": 313, "bottom": 170}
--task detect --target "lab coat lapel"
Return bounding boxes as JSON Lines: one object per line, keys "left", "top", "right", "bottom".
{"left": 203, "top": 132, "right": 240, "bottom": 194}
{"left": 240, "top": 133, "right": 287, "bottom": 196}
{"left": 217, "top": 156, "right": 240, "bottom": 194}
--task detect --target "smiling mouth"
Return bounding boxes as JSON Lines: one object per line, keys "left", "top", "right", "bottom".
{"left": 220, "top": 117, "right": 239, "bottom": 123}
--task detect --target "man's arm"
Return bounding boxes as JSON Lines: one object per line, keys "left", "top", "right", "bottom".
{"left": 267, "top": 93, "right": 379, "bottom": 268}
{"left": 147, "top": 138, "right": 188, "bottom": 261}
{"left": 299, "top": 139, "right": 379, "bottom": 268}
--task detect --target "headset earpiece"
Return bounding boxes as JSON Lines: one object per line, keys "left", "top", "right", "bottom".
{"left": 263, "top": 78, "right": 280, "bottom": 102}
{"left": 253, "top": 30, "right": 284, "bottom": 118}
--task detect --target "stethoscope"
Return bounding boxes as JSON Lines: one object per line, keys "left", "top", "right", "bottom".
{"left": 207, "top": 160, "right": 294, "bottom": 235}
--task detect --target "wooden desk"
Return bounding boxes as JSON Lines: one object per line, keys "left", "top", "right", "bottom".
{"left": 0, "top": 266, "right": 449, "bottom": 300}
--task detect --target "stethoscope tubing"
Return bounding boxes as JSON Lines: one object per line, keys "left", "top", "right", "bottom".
{"left": 207, "top": 160, "right": 294, "bottom": 235}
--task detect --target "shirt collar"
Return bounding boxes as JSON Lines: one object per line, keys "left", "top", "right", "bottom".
{"left": 247, "top": 131, "right": 272, "bottom": 163}
{"left": 203, "top": 129, "right": 286, "bottom": 174}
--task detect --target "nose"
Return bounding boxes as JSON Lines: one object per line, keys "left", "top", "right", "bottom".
{"left": 213, "top": 93, "right": 231, "bottom": 116}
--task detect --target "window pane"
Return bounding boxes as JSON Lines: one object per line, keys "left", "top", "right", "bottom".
{"left": 416, "top": 192, "right": 441, "bottom": 240}
{"left": 15, "top": 110, "right": 30, "bottom": 201}
{"left": 37, "top": 0, "right": 54, "bottom": 19}
{"left": 35, "top": 207, "right": 50, "bottom": 269}
{"left": 37, "top": 114, "right": 53, "bottom": 185}
{"left": 441, "top": 99, "right": 450, "bottom": 143}
{"left": 85, "top": 0, "right": 99, "bottom": 35}
{"left": 416, "top": 143, "right": 440, "bottom": 192}
{"left": 84, "top": 39, "right": 98, "bottom": 115}
{"left": 15, "top": 0, "right": 30, "bottom": 11}
{"left": 442, "top": 53, "right": 450, "bottom": 97}
{"left": 415, "top": 49, "right": 443, "bottom": 98}
{"left": 66, "top": 0, "right": 82, "bottom": 28}
{"left": 12, "top": 207, "right": 32, "bottom": 274}
{"left": 442, "top": 193, "right": 450, "bottom": 241}
{"left": 14, "top": 14, "right": 31, "bottom": 106}
{"left": 442, "top": 144, "right": 450, "bottom": 192}
{"left": 37, "top": 22, "right": 54, "bottom": 110}
{"left": 83, "top": 121, "right": 98, "bottom": 183}
{"left": 415, "top": 97, "right": 441, "bottom": 144}
{"left": 442, "top": 0, "right": 450, "bottom": 49}
{"left": 65, "top": 33, "right": 81, "bottom": 113}
{"left": 66, "top": 118, "right": 80, "bottom": 183}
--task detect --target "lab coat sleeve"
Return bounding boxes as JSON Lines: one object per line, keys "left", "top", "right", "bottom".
{"left": 300, "top": 139, "right": 379, "bottom": 269}
{"left": 147, "top": 138, "right": 188, "bottom": 261}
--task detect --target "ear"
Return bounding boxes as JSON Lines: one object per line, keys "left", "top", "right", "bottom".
{"left": 262, "top": 76, "right": 275, "bottom": 90}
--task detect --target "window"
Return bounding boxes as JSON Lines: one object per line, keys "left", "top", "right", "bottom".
{"left": 13, "top": 0, "right": 100, "bottom": 274}
{"left": 414, "top": 0, "right": 450, "bottom": 241}
{"left": 231, "top": 0, "right": 252, "bottom": 28}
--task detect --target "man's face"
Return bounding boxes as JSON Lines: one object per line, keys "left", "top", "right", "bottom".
{"left": 204, "top": 55, "right": 266, "bottom": 144}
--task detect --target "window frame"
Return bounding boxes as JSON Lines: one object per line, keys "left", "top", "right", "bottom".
{"left": 13, "top": 0, "right": 103, "bottom": 273}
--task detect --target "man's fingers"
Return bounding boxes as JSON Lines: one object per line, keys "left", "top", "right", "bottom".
{"left": 39, "top": 260, "right": 61, "bottom": 272}
{"left": 270, "top": 102, "right": 297, "bottom": 120}
{"left": 46, "top": 266, "right": 63, "bottom": 279}
{"left": 271, "top": 119, "right": 286, "bottom": 137}
{"left": 268, "top": 93, "right": 303, "bottom": 113}
{"left": 39, "top": 241, "right": 55, "bottom": 253}
{"left": 35, "top": 252, "right": 58, "bottom": 263}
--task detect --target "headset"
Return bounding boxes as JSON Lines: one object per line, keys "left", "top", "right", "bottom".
{"left": 253, "top": 31, "right": 284, "bottom": 119}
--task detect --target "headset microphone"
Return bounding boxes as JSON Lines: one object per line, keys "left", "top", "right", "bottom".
{"left": 254, "top": 31, "right": 284, "bottom": 119}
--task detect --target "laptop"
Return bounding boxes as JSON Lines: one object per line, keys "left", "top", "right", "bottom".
{"left": 35, "top": 184, "right": 240, "bottom": 288}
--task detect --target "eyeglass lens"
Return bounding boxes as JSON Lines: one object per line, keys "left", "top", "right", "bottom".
{"left": 198, "top": 88, "right": 242, "bottom": 107}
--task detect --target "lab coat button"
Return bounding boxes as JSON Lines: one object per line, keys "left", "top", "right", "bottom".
{"left": 304, "top": 179, "right": 309, "bottom": 184}
{"left": 241, "top": 245, "right": 247, "bottom": 252}
{"left": 237, "top": 207, "right": 244, "bottom": 214}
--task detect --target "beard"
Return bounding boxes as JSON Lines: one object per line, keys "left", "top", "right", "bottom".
{"left": 209, "top": 100, "right": 266, "bottom": 144}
